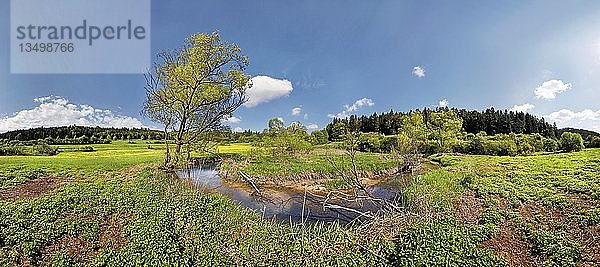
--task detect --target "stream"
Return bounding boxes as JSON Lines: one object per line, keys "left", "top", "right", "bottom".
{"left": 176, "top": 165, "right": 402, "bottom": 224}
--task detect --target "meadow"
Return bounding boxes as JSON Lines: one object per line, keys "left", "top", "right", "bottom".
{"left": 0, "top": 140, "right": 598, "bottom": 266}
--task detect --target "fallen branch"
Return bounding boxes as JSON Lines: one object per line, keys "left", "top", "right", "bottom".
{"left": 239, "top": 171, "right": 261, "bottom": 195}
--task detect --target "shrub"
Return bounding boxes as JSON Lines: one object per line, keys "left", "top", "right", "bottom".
{"left": 543, "top": 138, "right": 559, "bottom": 152}
{"left": 357, "top": 132, "right": 382, "bottom": 152}
{"left": 588, "top": 136, "right": 600, "bottom": 148}
{"left": 380, "top": 135, "right": 398, "bottom": 153}
{"left": 309, "top": 129, "right": 329, "bottom": 145}
{"left": 33, "top": 142, "right": 58, "bottom": 156}
{"left": 483, "top": 138, "right": 517, "bottom": 156}
{"left": 500, "top": 139, "right": 518, "bottom": 156}
{"left": 0, "top": 145, "right": 26, "bottom": 156}
{"left": 468, "top": 136, "right": 486, "bottom": 155}
{"left": 78, "top": 146, "right": 95, "bottom": 152}
{"left": 559, "top": 132, "right": 584, "bottom": 152}
{"left": 451, "top": 140, "right": 470, "bottom": 154}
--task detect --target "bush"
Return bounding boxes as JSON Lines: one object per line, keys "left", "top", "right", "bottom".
{"left": 499, "top": 139, "right": 518, "bottom": 156}
{"left": 588, "top": 136, "right": 600, "bottom": 148}
{"left": 468, "top": 136, "right": 486, "bottom": 155}
{"left": 451, "top": 140, "right": 470, "bottom": 154}
{"left": 483, "top": 138, "right": 517, "bottom": 156}
{"left": 78, "top": 146, "right": 95, "bottom": 152}
{"left": 543, "top": 138, "right": 559, "bottom": 152}
{"left": 464, "top": 134, "right": 558, "bottom": 156}
{"left": 560, "top": 132, "right": 584, "bottom": 152}
{"left": 357, "top": 132, "right": 382, "bottom": 152}
{"left": 0, "top": 145, "right": 26, "bottom": 156}
{"left": 33, "top": 142, "right": 58, "bottom": 156}
{"left": 309, "top": 129, "right": 329, "bottom": 145}
{"left": 380, "top": 135, "right": 398, "bottom": 153}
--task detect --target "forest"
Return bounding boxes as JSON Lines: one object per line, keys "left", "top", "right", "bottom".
{"left": 326, "top": 107, "right": 559, "bottom": 138}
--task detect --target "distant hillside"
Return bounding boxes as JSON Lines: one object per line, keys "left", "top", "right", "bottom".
{"left": 558, "top": 127, "right": 600, "bottom": 141}
{"left": 0, "top": 125, "right": 163, "bottom": 141}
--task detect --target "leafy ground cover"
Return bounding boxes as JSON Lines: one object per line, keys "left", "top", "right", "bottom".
{"left": 1, "top": 141, "right": 598, "bottom": 266}
{"left": 428, "top": 149, "right": 600, "bottom": 266}
{"left": 0, "top": 167, "right": 390, "bottom": 266}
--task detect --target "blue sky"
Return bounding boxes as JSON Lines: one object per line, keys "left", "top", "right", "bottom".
{"left": 1, "top": 1, "right": 600, "bottom": 132}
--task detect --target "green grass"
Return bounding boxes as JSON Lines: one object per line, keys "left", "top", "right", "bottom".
{"left": 0, "top": 141, "right": 164, "bottom": 189}
{"left": 215, "top": 143, "right": 254, "bottom": 154}
{"left": 428, "top": 149, "right": 600, "bottom": 266}
{"left": 241, "top": 151, "right": 397, "bottom": 179}
{"left": 0, "top": 141, "right": 255, "bottom": 189}
{"left": 2, "top": 141, "right": 599, "bottom": 265}
{"left": 0, "top": 168, "right": 390, "bottom": 266}
{"left": 403, "top": 169, "right": 469, "bottom": 212}
{"left": 438, "top": 149, "right": 600, "bottom": 205}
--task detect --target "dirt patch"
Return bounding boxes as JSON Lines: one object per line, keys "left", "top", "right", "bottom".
{"left": 41, "top": 235, "right": 97, "bottom": 265}
{"left": 452, "top": 190, "right": 484, "bottom": 225}
{"left": 579, "top": 225, "right": 600, "bottom": 266}
{"left": 480, "top": 224, "right": 539, "bottom": 266}
{"left": 98, "top": 213, "right": 128, "bottom": 250}
{"left": 452, "top": 191, "right": 543, "bottom": 265}
{"left": 39, "top": 213, "right": 129, "bottom": 265}
{"left": 0, "top": 176, "right": 61, "bottom": 201}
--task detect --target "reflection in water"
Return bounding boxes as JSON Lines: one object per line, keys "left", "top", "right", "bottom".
{"left": 177, "top": 165, "right": 399, "bottom": 224}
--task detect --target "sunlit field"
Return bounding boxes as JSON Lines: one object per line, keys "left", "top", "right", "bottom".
{"left": 1, "top": 138, "right": 599, "bottom": 265}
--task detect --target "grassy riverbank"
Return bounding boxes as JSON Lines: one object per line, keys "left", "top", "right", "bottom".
{"left": 220, "top": 149, "right": 399, "bottom": 192}
{"left": 0, "top": 141, "right": 598, "bottom": 265}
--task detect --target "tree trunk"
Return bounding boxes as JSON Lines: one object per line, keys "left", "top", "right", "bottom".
{"left": 163, "top": 125, "right": 171, "bottom": 169}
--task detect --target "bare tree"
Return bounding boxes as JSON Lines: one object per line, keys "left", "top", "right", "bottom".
{"left": 318, "top": 132, "right": 403, "bottom": 222}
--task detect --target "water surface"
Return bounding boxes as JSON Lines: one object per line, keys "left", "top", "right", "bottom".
{"left": 176, "top": 165, "right": 400, "bottom": 224}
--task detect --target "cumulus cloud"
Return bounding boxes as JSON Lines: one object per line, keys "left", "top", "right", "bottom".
{"left": 223, "top": 116, "right": 241, "bottom": 124}
{"left": 546, "top": 108, "right": 600, "bottom": 132}
{"left": 328, "top": 98, "right": 375, "bottom": 119}
{"left": 0, "top": 96, "right": 145, "bottom": 133}
{"left": 244, "top": 76, "right": 293, "bottom": 108}
{"left": 438, "top": 99, "right": 449, "bottom": 108}
{"left": 233, "top": 127, "right": 244, "bottom": 132}
{"left": 306, "top": 123, "right": 319, "bottom": 131}
{"left": 412, "top": 66, "right": 425, "bottom": 78}
{"left": 509, "top": 103, "right": 535, "bottom": 113}
{"left": 291, "top": 107, "right": 302, "bottom": 116}
{"left": 534, "top": 79, "right": 572, "bottom": 100}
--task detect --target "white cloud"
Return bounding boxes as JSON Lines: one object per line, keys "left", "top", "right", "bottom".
{"left": 303, "top": 113, "right": 308, "bottom": 120}
{"left": 223, "top": 116, "right": 241, "bottom": 124}
{"left": 244, "top": 76, "right": 293, "bottom": 108}
{"left": 291, "top": 107, "right": 302, "bottom": 116}
{"left": 509, "top": 103, "right": 535, "bottom": 113}
{"left": 438, "top": 99, "right": 449, "bottom": 108}
{"left": 546, "top": 108, "right": 600, "bottom": 132}
{"left": 412, "top": 66, "right": 425, "bottom": 78}
{"left": 328, "top": 98, "right": 375, "bottom": 119}
{"left": 306, "top": 123, "right": 319, "bottom": 131}
{"left": 0, "top": 96, "right": 145, "bottom": 133}
{"left": 276, "top": 117, "right": 285, "bottom": 123}
{"left": 233, "top": 127, "right": 243, "bottom": 132}
{"left": 534, "top": 79, "right": 572, "bottom": 100}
